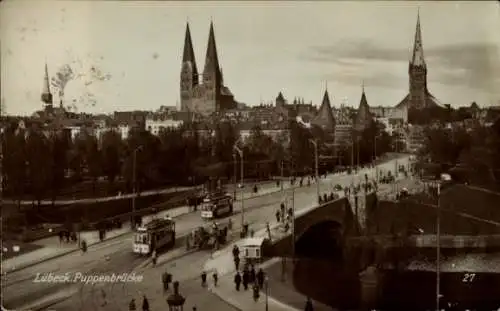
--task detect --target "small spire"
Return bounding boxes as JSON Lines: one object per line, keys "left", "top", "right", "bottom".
{"left": 362, "top": 80, "right": 365, "bottom": 93}
{"left": 411, "top": 9, "right": 426, "bottom": 67}
{"left": 325, "top": 80, "right": 328, "bottom": 91}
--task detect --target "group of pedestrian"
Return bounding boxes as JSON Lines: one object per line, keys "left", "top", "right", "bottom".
{"left": 233, "top": 264, "right": 266, "bottom": 301}
{"left": 128, "top": 295, "right": 149, "bottom": 311}
{"left": 318, "top": 192, "right": 338, "bottom": 204}
{"left": 275, "top": 203, "right": 294, "bottom": 232}
{"left": 58, "top": 230, "right": 77, "bottom": 244}
{"left": 200, "top": 270, "right": 218, "bottom": 287}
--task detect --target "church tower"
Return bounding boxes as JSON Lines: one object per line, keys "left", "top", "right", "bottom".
{"left": 313, "top": 84, "right": 335, "bottom": 132}
{"left": 355, "top": 82, "right": 373, "bottom": 131}
{"left": 408, "top": 10, "right": 427, "bottom": 109}
{"left": 180, "top": 22, "right": 199, "bottom": 112}
{"left": 41, "top": 62, "right": 53, "bottom": 108}
{"left": 202, "top": 21, "right": 223, "bottom": 113}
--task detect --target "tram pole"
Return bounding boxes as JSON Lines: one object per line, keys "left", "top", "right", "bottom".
{"left": 233, "top": 145, "right": 244, "bottom": 229}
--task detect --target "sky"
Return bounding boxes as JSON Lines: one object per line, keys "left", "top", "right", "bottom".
{"left": 1, "top": 1, "right": 500, "bottom": 116}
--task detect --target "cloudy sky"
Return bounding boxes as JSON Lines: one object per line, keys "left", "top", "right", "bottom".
{"left": 1, "top": 1, "right": 499, "bottom": 115}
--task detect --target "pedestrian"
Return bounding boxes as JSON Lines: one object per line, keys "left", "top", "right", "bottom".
{"left": 250, "top": 265, "right": 256, "bottom": 284}
{"left": 228, "top": 218, "right": 233, "bottom": 231}
{"left": 193, "top": 307, "right": 197, "bottom": 311}
{"left": 232, "top": 245, "right": 240, "bottom": 258}
{"left": 257, "top": 268, "right": 265, "bottom": 289}
{"left": 280, "top": 203, "right": 285, "bottom": 216}
{"left": 129, "top": 298, "right": 136, "bottom": 311}
{"left": 304, "top": 297, "right": 314, "bottom": 311}
{"left": 142, "top": 295, "right": 149, "bottom": 311}
{"left": 201, "top": 271, "right": 207, "bottom": 287}
{"left": 242, "top": 268, "right": 249, "bottom": 290}
{"left": 58, "top": 230, "right": 63, "bottom": 244}
{"left": 252, "top": 283, "right": 260, "bottom": 301}
{"left": 151, "top": 249, "right": 157, "bottom": 266}
{"left": 234, "top": 271, "right": 242, "bottom": 291}
{"left": 323, "top": 193, "right": 328, "bottom": 202}
{"left": 162, "top": 271, "right": 169, "bottom": 291}
{"left": 275, "top": 210, "right": 281, "bottom": 223}
{"left": 212, "top": 270, "right": 218, "bottom": 287}
{"left": 234, "top": 255, "right": 240, "bottom": 271}
{"left": 80, "top": 239, "right": 87, "bottom": 253}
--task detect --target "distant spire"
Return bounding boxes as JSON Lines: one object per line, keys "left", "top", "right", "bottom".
{"left": 313, "top": 85, "right": 335, "bottom": 131}
{"left": 362, "top": 80, "right": 365, "bottom": 93}
{"left": 204, "top": 21, "right": 221, "bottom": 74}
{"left": 41, "top": 62, "right": 53, "bottom": 105}
{"left": 325, "top": 80, "right": 328, "bottom": 91}
{"left": 411, "top": 9, "right": 426, "bottom": 67}
{"left": 182, "top": 22, "right": 197, "bottom": 68}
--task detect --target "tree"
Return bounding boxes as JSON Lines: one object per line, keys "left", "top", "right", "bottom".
{"left": 101, "top": 129, "right": 123, "bottom": 191}
{"left": 25, "top": 129, "right": 51, "bottom": 206}
{"left": 1, "top": 124, "right": 27, "bottom": 205}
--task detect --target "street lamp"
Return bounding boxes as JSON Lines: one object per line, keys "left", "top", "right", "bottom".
{"left": 167, "top": 281, "right": 186, "bottom": 311}
{"left": 265, "top": 276, "right": 269, "bottom": 311}
{"left": 233, "top": 143, "right": 244, "bottom": 228}
{"left": 131, "top": 145, "right": 143, "bottom": 229}
{"left": 309, "top": 139, "right": 320, "bottom": 204}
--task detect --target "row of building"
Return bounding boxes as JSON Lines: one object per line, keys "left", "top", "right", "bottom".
{"left": 3, "top": 12, "right": 499, "bottom": 154}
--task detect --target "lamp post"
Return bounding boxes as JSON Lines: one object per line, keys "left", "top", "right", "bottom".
{"left": 233, "top": 144, "right": 244, "bottom": 227}
{"left": 436, "top": 182, "right": 442, "bottom": 311}
{"left": 167, "top": 281, "right": 186, "bottom": 311}
{"left": 374, "top": 135, "right": 380, "bottom": 181}
{"left": 265, "top": 276, "right": 269, "bottom": 311}
{"left": 309, "top": 139, "right": 319, "bottom": 204}
{"left": 131, "top": 145, "right": 143, "bottom": 229}
{"left": 233, "top": 153, "right": 237, "bottom": 201}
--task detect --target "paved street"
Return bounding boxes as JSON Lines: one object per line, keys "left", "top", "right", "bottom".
{"left": 1, "top": 156, "right": 410, "bottom": 310}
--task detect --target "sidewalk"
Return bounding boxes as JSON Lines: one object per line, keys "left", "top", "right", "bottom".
{"left": 1, "top": 205, "right": 191, "bottom": 273}
{"left": 204, "top": 217, "right": 309, "bottom": 311}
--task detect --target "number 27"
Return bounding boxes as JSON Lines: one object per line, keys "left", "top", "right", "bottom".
{"left": 462, "top": 273, "right": 476, "bottom": 283}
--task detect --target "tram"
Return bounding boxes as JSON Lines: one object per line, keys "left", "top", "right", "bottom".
{"left": 200, "top": 193, "right": 233, "bottom": 220}
{"left": 132, "top": 217, "right": 176, "bottom": 255}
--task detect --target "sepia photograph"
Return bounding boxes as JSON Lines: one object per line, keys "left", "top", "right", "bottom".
{"left": 1, "top": 1, "right": 500, "bottom": 310}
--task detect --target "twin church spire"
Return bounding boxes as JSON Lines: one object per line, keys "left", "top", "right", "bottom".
{"left": 181, "top": 20, "right": 222, "bottom": 84}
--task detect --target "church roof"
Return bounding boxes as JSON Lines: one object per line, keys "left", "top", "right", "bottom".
{"left": 355, "top": 87, "right": 372, "bottom": 128}
{"left": 411, "top": 10, "right": 426, "bottom": 67}
{"left": 276, "top": 92, "right": 285, "bottom": 102}
{"left": 221, "top": 86, "right": 233, "bottom": 96}
{"left": 182, "top": 22, "right": 198, "bottom": 75}
{"left": 395, "top": 90, "right": 443, "bottom": 109}
{"left": 204, "top": 21, "right": 220, "bottom": 74}
{"left": 312, "top": 89, "right": 335, "bottom": 131}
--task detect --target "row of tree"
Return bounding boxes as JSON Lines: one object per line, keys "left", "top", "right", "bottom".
{"left": 1, "top": 119, "right": 393, "bottom": 203}
{"left": 417, "top": 118, "right": 500, "bottom": 186}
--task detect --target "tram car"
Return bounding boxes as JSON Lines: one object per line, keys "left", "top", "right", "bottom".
{"left": 200, "top": 192, "right": 233, "bottom": 220}
{"left": 132, "top": 217, "right": 176, "bottom": 255}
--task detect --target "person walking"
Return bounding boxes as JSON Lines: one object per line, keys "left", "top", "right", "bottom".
{"left": 257, "top": 268, "right": 265, "bottom": 289}
{"left": 242, "top": 268, "right": 249, "bottom": 290}
{"left": 162, "top": 271, "right": 169, "bottom": 291}
{"left": 234, "top": 255, "right": 240, "bottom": 271}
{"left": 201, "top": 271, "right": 207, "bottom": 287}
{"left": 249, "top": 265, "right": 256, "bottom": 284}
{"left": 212, "top": 270, "right": 218, "bottom": 287}
{"left": 252, "top": 283, "right": 260, "bottom": 301}
{"left": 234, "top": 271, "right": 242, "bottom": 291}
{"left": 142, "top": 295, "right": 150, "bottom": 311}
{"left": 304, "top": 297, "right": 314, "bottom": 311}
{"left": 151, "top": 249, "right": 157, "bottom": 267}
{"left": 129, "top": 298, "right": 136, "bottom": 311}
{"left": 275, "top": 209, "right": 281, "bottom": 223}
